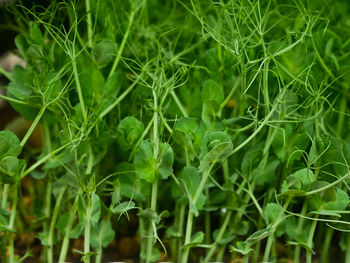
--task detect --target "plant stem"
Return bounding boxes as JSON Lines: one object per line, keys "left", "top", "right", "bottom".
{"left": 346, "top": 234, "right": 350, "bottom": 263}
{"left": 204, "top": 189, "right": 211, "bottom": 244}
{"left": 58, "top": 195, "right": 79, "bottom": 263}
{"left": 42, "top": 120, "right": 52, "bottom": 262}
{"left": 8, "top": 182, "right": 19, "bottom": 263}
{"left": 43, "top": 178, "right": 52, "bottom": 262}
{"left": 1, "top": 184, "right": 9, "bottom": 209}
{"left": 181, "top": 209, "right": 194, "bottom": 263}
{"left": 108, "top": 8, "right": 136, "bottom": 79}
{"left": 321, "top": 227, "right": 334, "bottom": 263}
{"left": 293, "top": 201, "right": 308, "bottom": 263}
{"left": 204, "top": 210, "right": 232, "bottom": 263}
{"left": 84, "top": 194, "right": 92, "bottom": 263}
{"left": 306, "top": 216, "right": 318, "bottom": 263}
{"left": 95, "top": 203, "right": 114, "bottom": 263}
{"left": 20, "top": 105, "right": 46, "bottom": 147}
{"left": 177, "top": 203, "right": 186, "bottom": 263}
{"left": 48, "top": 186, "right": 66, "bottom": 263}
{"left": 146, "top": 180, "right": 158, "bottom": 263}
{"left": 337, "top": 83, "right": 348, "bottom": 136}
{"left": 170, "top": 90, "right": 188, "bottom": 117}
{"left": 85, "top": 0, "right": 93, "bottom": 48}
{"left": 137, "top": 179, "right": 146, "bottom": 263}
{"left": 0, "top": 65, "right": 12, "bottom": 81}
{"left": 0, "top": 184, "right": 8, "bottom": 262}
{"left": 72, "top": 58, "right": 87, "bottom": 121}
{"left": 263, "top": 196, "right": 292, "bottom": 262}
{"left": 181, "top": 165, "right": 214, "bottom": 262}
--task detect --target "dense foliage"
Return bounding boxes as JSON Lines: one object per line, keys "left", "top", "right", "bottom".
{"left": 1, "top": 0, "right": 350, "bottom": 262}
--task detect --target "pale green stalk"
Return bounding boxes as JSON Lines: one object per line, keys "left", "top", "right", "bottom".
{"left": 8, "top": 183, "right": 19, "bottom": 263}
{"left": 58, "top": 195, "right": 79, "bottom": 263}
{"left": 145, "top": 89, "right": 159, "bottom": 263}
{"left": 84, "top": 194, "right": 92, "bottom": 263}
{"left": 48, "top": 186, "right": 66, "bottom": 263}
{"left": 263, "top": 196, "right": 292, "bottom": 262}
{"left": 108, "top": 8, "right": 136, "bottom": 79}
{"left": 20, "top": 106, "right": 46, "bottom": 147}
{"left": 306, "top": 216, "right": 318, "bottom": 263}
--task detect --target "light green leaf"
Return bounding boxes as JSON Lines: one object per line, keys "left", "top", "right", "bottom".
{"left": 116, "top": 116, "right": 144, "bottom": 151}
{"left": 134, "top": 141, "right": 155, "bottom": 183}
{"left": 158, "top": 143, "right": 174, "bottom": 179}
{"left": 91, "top": 195, "right": 101, "bottom": 225}
{"left": 92, "top": 40, "right": 116, "bottom": 67}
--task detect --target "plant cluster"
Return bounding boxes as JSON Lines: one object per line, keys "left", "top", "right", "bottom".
{"left": 1, "top": 0, "right": 350, "bottom": 262}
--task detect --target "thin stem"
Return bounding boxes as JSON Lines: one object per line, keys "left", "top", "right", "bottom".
{"left": 204, "top": 210, "right": 233, "bottom": 263}
{"left": 337, "top": 83, "right": 348, "bottom": 136}
{"left": 263, "top": 196, "right": 292, "bottom": 262}
{"left": 48, "top": 186, "right": 66, "bottom": 263}
{"left": 8, "top": 182, "right": 19, "bottom": 263}
{"left": 1, "top": 184, "right": 9, "bottom": 209}
{"left": 85, "top": 0, "right": 93, "bottom": 48}
{"left": 0, "top": 65, "right": 12, "bottom": 81}
{"left": 42, "top": 178, "right": 52, "bottom": 262}
{"left": 20, "top": 105, "right": 46, "bottom": 147}
{"left": 84, "top": 194, "right": 92, "bottom": 263}
{"left": 145, "top": 180, "right": 158, "bottom": 263}
{"left": 177, "top": 203, "right": 186, "bottom": 263}
{"left": 306, "top": 215, "right": 318, "bottom": 263}
{"left": 95, "top": 206, "right": 113, "bottom": 263}
{"left": 181, "top": 209, "right": 194, "bottom": 263}
{"left": 346, "top": 234, "right": 350, "bottom": 263}
{"left": 72, "top": 58, "right": 87, "bottom": 121}
{"left": 137, "top": 179, "right": 146, "bottom": 263}
{"left": 170, "top": 90, "right": 188, "bottom": 117}
{"left": 321, "top": 227, "right": 334, "bottom": 263}
{"left": 108, "top": 8, "right": 136, "bottom": 79}
{"left": 0, "top": 184, "right": 9, "bottom": 262}
{"left": 58, "top": 195, "right": 79, "bottom": 263}
{"left": 293, "top": 201, "right": 308, "bottom": 263}
{"left": 182, "top": 166, "right": 213, "bottom": 262}
{"left": 204, "top": 189, "right": 211, "bottom": 244}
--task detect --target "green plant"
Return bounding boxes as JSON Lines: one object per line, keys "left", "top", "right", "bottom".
{"left": 1, "top": 0, "right": 350, "bottom": 262}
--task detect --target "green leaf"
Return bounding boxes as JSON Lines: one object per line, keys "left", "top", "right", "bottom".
{"left": 290, "top": 168, "right": 315, "bottom": 190}
{"left": 91, "top": 40, "right": 116, "bottom": 67}
{"left": 90, "top": 221, "right": 115, "bottom": 248}
{"left": 173, "top": 117, "right": 203, "bottom": 160}
{"left": 116, "top": 116, "right": 144, "bottom": 152}
{"left": 97, "top": 71, "right": 122, "bottom": 113}
{"left": 201, "top": 101, "right": 221, "bottom": 128}
{"left": 79, "top": 64, "right": 105, "bottom": 107}
{"left": 112, "top": 201, "right": 136, "bottom": 214}
{"left": 140, "top": 247, "right": 160, "bottom": 262}
{"left": 15, "top": 34, "right": 29, "bottom": 59}
{"left": 0, "top": 131, "right": 21, "bottom": 160}
{"left": 7, "top": 66, "right": 38, "bottom": 120}
{"left": 91, "top": 195, "right": 101, "bottom": 225}
{"left": 158, "top": 143, "right": 174, "bottom": 179}
{"left": 230, "top": 241, "right": 253, "bottom": 255}
{"left": 183, "top": 231, "right": 204, "bottom": 249}
{"left": 134, "top": 141, "right": 155, "bottom": 183}
{"left": 199, "top": 131, "right": 233, "bottom": 173}
{"left": 116, "top": 162, "right": 147, "bottom": 201}
{"left": 323, "top": 188, "right": 349, "bottom": 211}
{"left": 256, "top": 158, "right": 280, "bottom": 186}
{"left": 264, "top": 203, "right": 282, "bottom": 224}
{"left": 0, "top": 156, "right": 26, "bottom": 184}
{"left": 201, "top": 79, "right": 224, "bottom": 103}
{"left": 246, "top": 225, "right": 273, "bottom": 244}
{"left": 180, "top": 166, "right": 200, "bottom": 198}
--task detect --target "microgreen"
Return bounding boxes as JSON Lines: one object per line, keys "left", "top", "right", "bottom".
{"left": 1, "top": 0, "right": 350, "bottom": 262}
